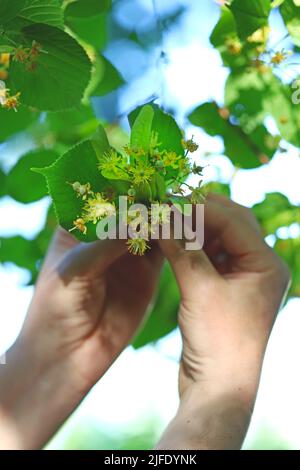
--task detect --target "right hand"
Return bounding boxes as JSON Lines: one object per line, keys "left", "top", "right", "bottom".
{"left": 158, "top": 194, "right": 290, "bottom": 449}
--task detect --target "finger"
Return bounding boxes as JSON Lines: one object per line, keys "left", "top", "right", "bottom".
{"left": 206, "top": 192, "right": 233, "bottom": 207}
{"left": 204, "top": 238, "right": 230, "bottom": 274}
{"left": 158, "top": 210, "right": 220, "bottom": 298}
{"left": 207, "top": 193, "right": 262, "bottom": 234}
{"left": 204, "top": 198, "right": 273, "bottom": 273}
{"left": 42, "top": 227, "right": 79, "bottom": 271}
{"left": 41, "top": 226, "right": 129, "bottom": 280}
{"left": 57, "top": 238, "right": 128, "bottom": 281}
{"left": 144, "top": 241, "right": 164, "bottom": 273}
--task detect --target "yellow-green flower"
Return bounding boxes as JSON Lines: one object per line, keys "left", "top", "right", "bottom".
{"left": 0, "top": 80, "right": 8, "bottom": 105}
{"left": 129, "top": 164, "right": 155, "bottom": 185}
{"left": 190, "top": 187, "right": 204, "bottom": 204}
{"left": 0, "top": 81, "right": 21, "bottom": 110}
{"left": 192, "top": 163, "right": 204, "bottom": 175}
{"left": 127, "top": 237, "right": 149, "bottom": 256}
{"left": 163, "top": 151, "right": 180, "bottom": 168}
{"left": 178, "top": 157, "right": 190, "bottom": 174}
{"left": 124, "top": 145, "right": 146, "bottom": 159}
{"left": 0, "top": 53, "right": 10, "bottom": 67}
{"left": 3, "top": 92, "right": 21, "bottom": 111}
{"left": 83, "top": 193, "right": 116, "bottom": 224}
{"left": 270, "top": 49, "right": 292, "bottom": 65}
{"left": 225, "top": 38, "right": 242, "bottom": 55}
{"left": 182, "top": 138, "right": 199, "bottom": 153}
{"left": 171, "top": 183, "right": 184, "bottom": 195}
{"left": 69, "top": 181, "right": 92, "bottom": 200}
{"left": 70, "top": 218, "right": 87, "bottom": 235}
{"left": 98, "top": 150, "right": 126, "bottom": 173}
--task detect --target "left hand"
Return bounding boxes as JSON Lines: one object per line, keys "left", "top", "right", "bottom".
{"left": 0, "top": 228, "right": 163, "bottom": 449}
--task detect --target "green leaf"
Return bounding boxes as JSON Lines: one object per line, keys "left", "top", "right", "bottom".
{"left": 0, "top": 45, "right": 15, "bottom": 53}
{"left": 225, "top": 70, "right": 268, "bottom": 128}
{"left": 0, "top": 235, "right": 40, "bottom": 278}
{"left": 188, "top": 102, "right": 277, "bottom": 169}
{"left": 210, "top": 8, "right": 247, "bottom": 69}
{"left": 18, "top": 0, "right": 64, "bottom": 28}
{"left": 133, "top": 262, "right": 179, "bottom": 348}
{"left": 274, "top": 236, "right": 300, "bottom": 297}
{"left": 8, "top": 23, "right": 92, "bottom": 111}
{"left": 36, "top": 140, "right": 110, "bottom": 242}
{"left": 272, "top": 0, "right": 286, "bottom": 7}
{"left": 129, "top": 104, "right": 184, "bottom": 156}
{"left": 134, "top": 181, "right": 152, "bottom": 203}
{"left": 202, "top": 181, "right": 232, "bottom": 197}
{"left": 253, "top": 192, "right": 300, "bottom": 235}
{"left": 0, "top": 105, "right": 39, "bottom": 142}
{"left": 150, "top": 173, "right": 166, "bottom": 201}
{"left": 210, "top": 6, "right": 268, "bottom": 70}
{"left": 169, "top": 195, "right": 192, "bottom": 215}
{"left": 0, "top": 0, "right": 25, "bottom": 26}
{"left": 130, "top": 105, "right": 154, "bottom": 156}
{"left": 280, "top": 0, "right": 300, "bottom": 46}
{"left": 227, "top": 72, "right": 299, "bottom": 147}
{"left": 101, "top": 168, "right": 129, "bottom": 181}
{"left": 230, "top": 0, "right": 271, "bottom": 39}
{"left": 210, "top": 7, "right": 237, "bottom": 48}
{"left": 6, "top": 149, "right": 59, "bottom": 203}
{"left": 64, "top": 0, "right": 111, "bottom": 18}
{"left": 65, "top": 13, "right": 107, "bottom": 49}
{"left": 151, "top": 105, "right": 184, "bottom": 156}
{"left": 90, "top": 124, "right": 110, "bottom": 158}
{"left": 272, "top": 0, "right": 286, "bottom": 8}
{"left": 263, "top": 75, "right": 300, "bottom": 147}
{"left": 0, "top": 205, "right": 56, "bottom": 284}
{"left": 88, "top": 53, "right": 124, "bottom": 98}
{"left": 4, "top": 0, "right": 64, "bottom": 31}
{"left": 42, "top": 103, "right": 100, "bottom": 146}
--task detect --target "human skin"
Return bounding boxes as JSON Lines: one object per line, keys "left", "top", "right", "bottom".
{"left": 0, "top": 233, "right": 163, "bottom": 449}
{"left": 0, "top": 195, "right": 290, "bottom": 450}
{"left": 157, "top": 194, "right": 290, "bottom": 450}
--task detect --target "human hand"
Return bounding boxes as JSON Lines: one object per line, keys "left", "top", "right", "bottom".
{"left": 0, "top": 229, "right": 163, "bottom": 449}
{"left": 158, "top": 194, "right": 290, "bottom": 449}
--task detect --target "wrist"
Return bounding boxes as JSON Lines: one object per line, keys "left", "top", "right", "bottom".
{"left": 0, "top": 335, "right": 84, "bottom": 449}
{"left": 179, "top": 341, "right": 267, "bottom": 404}
{"left": 157, "top": 385, "right": 254, "bottom": 450}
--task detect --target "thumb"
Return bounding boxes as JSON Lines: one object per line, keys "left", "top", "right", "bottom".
{"left": 158, "top": 209, "right": 219, "bottom": 299}
{"left": 42, "top": 227, "right": 127, "bottom": 281}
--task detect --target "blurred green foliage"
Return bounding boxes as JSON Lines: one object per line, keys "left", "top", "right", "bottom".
{"left": 50, "top": 416, "right": 161, "bottom": 450}
{"left": 188, "top": 0, "right": 300, "bottom": 299}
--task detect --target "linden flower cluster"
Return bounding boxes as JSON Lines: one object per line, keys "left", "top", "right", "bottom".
{"left": 270, "top": 49, "right": 293, "bottom": 65}
{"left": 69, "top": 182, "right": 116, "bottom": 235}
{"left": 0, "top": 79, "right": 21, "bottom": 111}
{"left": 0, "top": 42, "right": 43, "bottom": 111}
{"left": 0, "top": 53, "right": 10, "bottom": 80}
{"left": 0, "top": 53, "right": 21, "bottom": 110}
{"left": 13, "top": 41, "right": 43, "bottom": 70}
{"left": 223, "top": 23, "right": 294, "bottom": 75}
{"left": 69, "top": 134, "right": 202, "bottom": 255}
